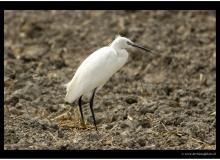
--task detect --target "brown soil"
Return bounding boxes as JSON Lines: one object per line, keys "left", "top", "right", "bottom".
{"left": 4, "top": 10, "right": 216, "bottom": 150}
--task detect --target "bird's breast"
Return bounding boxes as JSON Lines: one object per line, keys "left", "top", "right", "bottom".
{"left": 116, "top": 49, "right": 129, "bottom": 68}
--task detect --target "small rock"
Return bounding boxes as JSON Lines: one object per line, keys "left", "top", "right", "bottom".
{"left": 136, "top": 125, "right": 143, "bottom": 132}
{"left": 105, "top": 124, "right": 113, "bottom": 130}
{"left": 94, "top": 105, "right": 103, "bottom": 112}
{"left": 9, "top": 73, "right": 16, "bottom": 79}
{"left": 120, "top": 121, "right": 130, "bottom": 129}
{"left": 137, "top": 138, "right": 146, "bottom": 147}
{"left": 163, "top": 85, "right": 173, "bottom": 96}
{"left": 16, "top": 103, "right": 23, "bottom": 109}
{"left": 211, "top": 119, "right": 216, "bottom": 128}
{"left": 87, "top": 114, "right": 104, "bottom": 125}
{"left": 114, "top": 131, "right": 120, "bottom": 136}
{"left": 206, "top": 136, "right": 215, "bottom": 145}
{"left": 123, "top": 138, "right": 135, "bottom": 148}
{"left": 39, "top": 120, "right": 48, "bottom": 130}
{"left": 59, "top": 143, "right": 69, "bottom": 150}
{"left": 12, "top": 81, "right": 41, "bottom": 100}
{"left": 174, "top": 89, "right": 188, "bottom": 99}
{"left": 29, "top": 117, "right": 40, "bottom": 128}
{"left": 121, "top": 130, "right": 130, "bottom": 137}
{"left": 9, "top": 96, "right": 19, "bottom": 106}
{"left": 53, "top": 59, "right": 67, "bottom": 69}
{"left": 179, "top": 136, "right": 188, "bottom": 144}
{"left": 185, "top": 110, "right": 193, "bottom": 116}
{"left": 41, "top": 124, "right": 47, "bottom": 130}
{"left": 110, "top": 114, "right": 119, "bottom": 122}
{"left": 9, "top": 108, "right": 22, "bottom": 115}
{"left": 32, "top": 97, "right": 41, "bottom": 105}
{"left": 125, "top": 96, "right": 138, "bottom": 104}
{"left": 174, "top": 116, "right": 185, "bottom": 126}
{"left": 103, "top": 99, "right": 112, "bottom": 106}
{"left": 139, "top": 102, "right": 157, "bottom": 114}
{"left": 50, "top": 123, "right": 59, "bottom": 130}
{"left": 6, "top": 49, "right": 16, "bottom": 59}
{"left": 189, "top": 97, "right": 199, "bottom": 107}
{"left": 143, "top": 144, "right": 156, "bottom": 149}
{"left": 58, "top": 129, "right": 64, "bottom": 138}
{"left": 49, "top": 105, "right": 59, "bottom": 112}
{"left": 21, "top": 45, "right": 48, "bottom": 61}
{"left": 138, "top": 118, "right": 151, "bottom": 128}
{"left": 88, "top": 132, "right": 100, "bottom": 141}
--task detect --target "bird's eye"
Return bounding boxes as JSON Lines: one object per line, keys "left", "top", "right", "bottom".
{"left": 127, "top": 41, "right": 132, "bottom": 45}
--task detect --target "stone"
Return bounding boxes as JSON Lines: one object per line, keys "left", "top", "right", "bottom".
{"left": 9, "top": 96, "right": 19, "bottom": 106}
{"left": 139, "top": 102, "right": 157, "bottom": 114}
{"left": 137, "top": 138, "right": 146, "bottom": 147}
{"left": 58, "top": 129, "right": 65, "bottom": 138}
{"left": 138, "top": 118, "right": 151, "bottom": 128}
{"left": 12, "top": 81, "right": 41, "bottom": 101}
{"left": 125, "top": 96, "right": 138, "bottom": 104}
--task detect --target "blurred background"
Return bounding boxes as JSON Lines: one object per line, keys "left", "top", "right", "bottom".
{"left": 4, "top": 10, "right": 216, "bottom": 150}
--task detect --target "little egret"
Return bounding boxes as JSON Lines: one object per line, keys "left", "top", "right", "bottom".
{"left": 65, "top": 35, "right": 152, "bottom": 131}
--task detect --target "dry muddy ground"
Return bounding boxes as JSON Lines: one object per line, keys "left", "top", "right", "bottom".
{"left": 4, "top": 10, "right": 216, "bottom": 150}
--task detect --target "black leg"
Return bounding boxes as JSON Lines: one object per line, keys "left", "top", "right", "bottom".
{"left": 89, "top": 88, "right": 98, "bottom": 131}
{"left": 78, "top": 96, "right": 85, "bottom": 127}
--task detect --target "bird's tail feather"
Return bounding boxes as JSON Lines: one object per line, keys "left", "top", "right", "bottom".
{"left": 63, "top": 82, "right": 71, "bottom": 92}
{"left": 64, "top": 80, "right": 80, "bottom": 103}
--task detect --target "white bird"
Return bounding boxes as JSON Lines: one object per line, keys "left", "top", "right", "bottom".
{"left": 65, "top": 35, "right": 152, "bottom": 130}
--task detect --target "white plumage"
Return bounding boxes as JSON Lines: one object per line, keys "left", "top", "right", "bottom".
{"left": 65, "top": 36, "right": 130, "bottom": 103}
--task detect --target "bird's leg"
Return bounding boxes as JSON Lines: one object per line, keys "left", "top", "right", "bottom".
{"left": 78, "top": 96, "right": 86, "bottom": 128}
{"left": 89, "top": 88, "right": 98, "bottom": 131}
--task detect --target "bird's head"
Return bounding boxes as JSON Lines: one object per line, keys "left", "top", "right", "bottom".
{"left": 112, "top": 35, "right": 133, "bottom": 49}
{"left": 111, "top": 35, "right": 153, "bottom": 53}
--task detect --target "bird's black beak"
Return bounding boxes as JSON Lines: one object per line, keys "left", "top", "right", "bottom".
{"left": 127, "top": 41, "right": 153, "bottom": 53}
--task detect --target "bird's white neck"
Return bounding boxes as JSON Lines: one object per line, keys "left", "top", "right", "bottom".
{"left": 110, "top": 40, "right": 122, "bottom": 51}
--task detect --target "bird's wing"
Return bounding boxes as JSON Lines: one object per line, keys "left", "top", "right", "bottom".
{"left": 65, "top": 47, "right": 118, "bottom": 103}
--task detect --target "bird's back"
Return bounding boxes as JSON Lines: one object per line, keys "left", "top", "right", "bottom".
{"left": 65, "top": 46, "right": 127, "bottom": 103}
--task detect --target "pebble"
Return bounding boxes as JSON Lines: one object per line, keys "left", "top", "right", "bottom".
{"left": 206, "top": 136, "right": 215, "bottom": 145}
{"left": 120, "top": 122, "right": 130, "bottom": 129}
{"left": 50, "top": 123, "right": 59, "bottom": 130}
{"left": 9, "top": 108, "right": 22, "bottom": 115}
{"left": 139, "top": 102, "right": 157, "bottom": 114}
{"left": 137, "top": 138, "right": 146, "bottom": 147}
{"left": 59, "top": 143, "right": 69, "bottom": 150}
{"left": 125, "top": 96, "right": 138, "bottom": 104}
{"left": 58, "top": 129, "right": 64, "bottom": 138}
{"left": 12, "top": 81, "right": 41, "bottom": 100}
{"left": 138, "top": 119, "right": 151, "bottom": 128}
{"left": 94, "top": 105, "right": 103, "bottom": 112}
{"left": 87, "top": 114, "right": 104, "bottom": 125}
{"left": 143, "top": 144, "right": 156, "bottom": 150}
{"left": 105, "top": 124, "right": 114, "bottom": 130}
{"left": 5, "top": 49, "right": 16, "bottom": 59}
{"left": 53, "top": 59, "right": 67, "bottom": 69}
{"left": 122, "top": 139, "right": 134, "bottom": 148}
{"left": 29, "top": 117, "right": 40, "bottom": 128}
{"left": 22, "top": 45, "right": 48, "bottom": 61}
{"left": 88, "top": 132, "right": 100, "bottom": 141}
{"left": 49, "top": 105, "right": 59, "bottom": 112}
{"left": 39, "top": 120, "right": 48, "bottom": 130}
{"left": 9, "top": 96, "right": 19, "bottom": 106}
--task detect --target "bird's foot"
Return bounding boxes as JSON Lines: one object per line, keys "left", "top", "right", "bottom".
{"left": 80, "top": 121, "right": 87, "bottom": 129}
